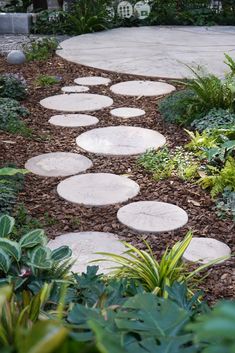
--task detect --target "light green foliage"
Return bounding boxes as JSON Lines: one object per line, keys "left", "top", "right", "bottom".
{"left": 138, "top": 146, "right": 199, "bottom": 181}
{"left": 23, "top": 37, "right": 58, "bottom": 61}
{"left": 0, "top": 74, "right": 27, "bottom": 101}
{"left": 0, "top": 98, "right": 30, "bottom": 135}
{"left": 0, "top": 214, "right": 73, "bottom": 290}
{"left": 95, "top": 231, "right": 227, "bottom": 297}
{"left": 189, "top": 300, "right": 235, "bottom": 353}
{"left": 198, "top": 157, "right": 235, "bottom": 198}
{"left": 35, "top": 75, "right": 61, "bottom": 87}
{"left": 184, "top": 129, "right": 218, "bottom": 152}
{"left": 224, "top": 53, "right": 235, "bottom": 75}
{"left": 191, "top": 108, "right": 235, "bottom": 132}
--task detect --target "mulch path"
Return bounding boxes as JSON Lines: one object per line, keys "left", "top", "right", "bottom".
{"left": 0, "top": 54, "right": 234, "bottom": 304}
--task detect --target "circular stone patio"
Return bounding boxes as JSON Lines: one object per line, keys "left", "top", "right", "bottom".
{"left": 25, "top": 152, "right": 92, "bottom": 177}
{"left": 61, "top": 85, "right": 89, "bottom": 93}
{"left": 76, "top": 126, "right": 166, "bottom": 156}
{"left": 57, "top": 173, "right": 140, "bottom": 206}
{"left": 40, "top": 93, "right": 113, "bottom": 112}
{"left": 48, "top": 232, "right": 126, "bottom": 274}
{"left": 49, "top": 114, "right": 99, "bottom": 127}
{"left": 57, "top": 27, "right": 235, "bottom": 79}
{"left": 117, "top": 201, "right": 188, "bottom": 233}
{"left": 110, "top": 107, "right": 145, "bottom": 118}
{"left": 74, "top": 76, "right": 111, "bottom": 86}
{"left": 110, "top": 81, "right": 175, "bottom": 96}
{"left": 183, "top": 237, "right": 231, "bottom": 264}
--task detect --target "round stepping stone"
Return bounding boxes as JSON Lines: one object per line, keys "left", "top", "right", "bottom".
{"left": 110, "top": 80, "right": 175, "bottom": 96}
{"left": 76, "top": 126, "right": 166, "bottom": 156}
{"left": 183, "top": 237, "right": 231, "bottom": 264}
{"left": 49, "top": 114, "right": 99, "bottom": 127}
{"left": 74, "top": 76, "right": 111, "bottom": 86}
{"left": 48, "top": 231, "right": 126, "bottom": 274}
{"left": 117, "top": 201, "right": 188, "bottom": 233}
{"left": 40, "top": 93, "right": 113, "bottom": 112}
{"left": 25, "top": 152, "right": 92, "bottom": 177}
{"left": 57, "top": 173, "right": 140, "bottom": 206}
{"left": 61, "top": 85, "right": 89, "bottom": 93}
{"left": 110, "top": 107, "right": 145, "bottom": 118}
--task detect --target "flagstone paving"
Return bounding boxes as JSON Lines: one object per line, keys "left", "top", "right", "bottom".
{"left": 61, "top": 85, "right": 89, "bottom": 93}
{"left": 48, "top": 231, "right": 126, "bottom": 274}
{"left": 49, "top": 114, "right": 99, "bottom": 127}
{"left": 117, "top": 201, "right": 188, "bottom": 233}
{"left": 25, "top": 152, "right": 92, "bottom": 177}
{"left": 76, "top": 126, "right": 166, "bottom": 156}
{"left": 74, "top": 76, "right": 111, "bottom": 86}
{"left": 40, "top": 93, "right": 113, "bottom": 112}
{"left": 183, "top": 237, "right": 231, "bottom": 264}
{"left": 110, "top": 80, "right": 175, "bottom": 97}
{"left": 110, "top": 107, "right": 145, "bottom": 118}
{"left": 57, "top": 26, "right": 235, "bottom": 78}
{"left": 57, "top": 173, "right": 140, "bottom": 206}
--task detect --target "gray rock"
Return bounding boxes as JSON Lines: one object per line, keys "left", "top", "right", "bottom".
{"left": 7, "top": 50, "right": 26, "bottom": 65}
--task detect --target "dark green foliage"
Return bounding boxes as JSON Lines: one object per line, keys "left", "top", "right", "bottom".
{"left": 191, "top": 108, "right": 235, "bottom": 132}
{"left": 158, "top": 89, "right": 196, "bottom": 124}
{"left": 0, "top": 0, "right": 31, "bottom": 12}
{"left": 23, "top": 37, "right": 59, "bottom": 61}
{"left": 0, "top": 98, "right": 30, "bottom": 135}
{"left": 216, "top": 188, "right": 235, "bottom": 221}
{"left": 0, "top": 74, "right": 27, "bottom": 101}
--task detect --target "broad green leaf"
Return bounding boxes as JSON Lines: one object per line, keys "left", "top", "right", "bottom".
{"left": 0, "top": 248, "right": 11, "bottom": 273}
{"left": 29, "top": 246, "right": 53, "bottom": 269}
{"left": 0, "top": 167, "right": 29, "bottom": 176}
{"left": 0, "top": 238, "right": 21, "bottom": 261}
{"left": 18, "top": 321, "right": 68, "bottom": 353}
{"left": 0, "top": 215, "right": 15, "bottom": 237}
{"left": 19, "top": 229, "right": 46, "bottom": 248}
{"left": 51, "top": 246, "right": 72, "bottom": 261}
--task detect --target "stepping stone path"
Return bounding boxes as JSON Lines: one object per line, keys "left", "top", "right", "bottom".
{"left": 110, "top": 107, "right": 145, "bottom": 118}
{"left": 40, "top": 93, "right": 113, "bottom": 112}
{"left": 74, "top": 76, "right": 111, "bottom": 86}
{"left": 48, "top": 231, "right": 126, "bottom": 274}
{"left": 25, "top": 152, "right": 92, "bottom": 177}
{"left": 57, "top": 173, "right": 140, "bottom": 206}
{"left": 61, "top": 85, "right": 89, "bottom": 93}
{"left": 76, "top": 126, "right": 166, "bottom": 156}
{"left": 110, "top": 80, "right": 175, "bottom": 96}
{"left": 183, "top": 237, "right": 231, "bottom": 264}
{"left": 49, "top": 114, "right": 99, "bottom": 127}
{"left": 117, "top": 201, "right": 188, "bottom": 233}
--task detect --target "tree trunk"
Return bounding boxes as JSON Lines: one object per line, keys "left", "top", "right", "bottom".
{"left": 32, "top": 0, "right": 48, "bottom": 11}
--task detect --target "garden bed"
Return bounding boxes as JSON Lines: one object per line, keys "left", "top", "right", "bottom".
{"left": 0, "top": 54, "right": 234, "bottom": 304}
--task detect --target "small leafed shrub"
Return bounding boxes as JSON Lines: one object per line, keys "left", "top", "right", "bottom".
{"left": 23, "top": 37, "right": 59, "bottom": 61}
{"left": 35, "top": 74, "right": 61, "bottom": 87}
{"left": 191, "top": 108, "right": 235, "bottom": 132}
{"left": 0, "top": 98, "right": 30, "bottom": 135}
{"left": 0, "top": 74, "right": 27, "bottom": 101}
{"left": 216, "top": 188, "right": 235, "bottom": 221}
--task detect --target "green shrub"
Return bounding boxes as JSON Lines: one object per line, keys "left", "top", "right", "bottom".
{"left": 0, "top": 98, "right": 30, "bottom": 135}
{"left": 33, "top": 10, "right": 69, "bottom": 34}
{"left": 191, "top": 108, "right": 235, "bottom": 132}
{"left": 23, "top": 37, "right": 59, "bottom": 61}
{"left": 35, "top": 74, "right": 61, "bottom": 87}
{"left": 158, "top": 89, "right": 196, "bottom": 124}
{"left": 0, "top": 74, "right": 27, "bottom": 101}
{"left": 0, "top": 214, "right": 73, "bottom": 291}
{"left": 216, "top": 188, "right": 235, "bottom": 221}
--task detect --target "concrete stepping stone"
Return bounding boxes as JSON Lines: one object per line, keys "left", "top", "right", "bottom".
{"left": 48, "top": 231, "right": 126, "bottom": 274}
{"left": 76, "top": 126, "right": 166, "bottom": 156}
{"left": 40, "top": 93, "right": 113, "bottom": 112}
{"left": 25, "top": 152, "right": 92, "bottom": 177}
{"left": 183, "top": 237, "right": 231, "bottom": 264}
{"left": 110, "top": 80, "right": 175, "bottom": 96}
{"left": 61, "top": 85, "right": 89, "bottom": 93}
{"left": 49, "top": 114, "right": 99, "bottom": 127}
{"left": 110, "top": 107, "right": 145, "bottom": 118}
{"left": 74, "top": 76, "right": 111, "bottom": 86}
{"left": 57, "top": 173, "right": 140, "bottom": 206}
{"left": 117, "top": 201, "right": 188, "bottom": 233}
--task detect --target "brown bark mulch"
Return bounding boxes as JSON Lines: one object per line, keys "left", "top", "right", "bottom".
{"left": 0, "top": 55, "right": 234, "bottom": 304}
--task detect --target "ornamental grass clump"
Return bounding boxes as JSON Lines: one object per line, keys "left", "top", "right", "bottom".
{"left": 96, "top": 231, "right": 229, "bottom": 297}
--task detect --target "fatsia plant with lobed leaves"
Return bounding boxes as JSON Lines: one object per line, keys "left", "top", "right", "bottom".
{"left": 0, "top": 214, "right": 73, "bottom": 291}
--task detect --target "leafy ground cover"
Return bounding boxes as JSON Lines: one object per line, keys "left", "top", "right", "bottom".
{"left": 0, "top": 53, "right": 234, "bottom": 304}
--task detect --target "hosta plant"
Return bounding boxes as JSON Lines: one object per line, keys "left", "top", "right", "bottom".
{"left": 95, "top": 231, "right": 229, "bottom": 297}
{"left": 0, "top": 214, "right": 73, "bottom": 290}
